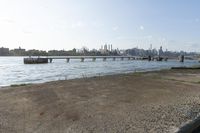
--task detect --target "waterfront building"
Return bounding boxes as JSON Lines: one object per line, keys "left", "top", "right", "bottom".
{"left": 0, "top": 47, "right": 9, "bottom": 56}
{"left": 13, "top": 47, "right": 26, "bottom": 56}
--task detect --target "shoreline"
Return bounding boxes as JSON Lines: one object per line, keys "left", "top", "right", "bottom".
{"left": 1, "top": 57, "right": 199, "bottom": 88}
{"left": 0, "top": 69, "right": 200, "bottom": 132}
{"left": 0, "top": 68, "right": 169, "bottom": 89}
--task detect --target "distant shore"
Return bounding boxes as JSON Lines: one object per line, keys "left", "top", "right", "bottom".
{"left": 0, "top": 69, "right": 200, "bottom": 132}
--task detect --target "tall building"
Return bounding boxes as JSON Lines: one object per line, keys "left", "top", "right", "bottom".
{"left": 108, "top": 44, "right": 110, "bottom": 51}
{"left": 0, "top": 47, "right": 9, "bottom": 56}
{"left": 13, "top": 47, "right": 26, "bottom": 56}
{"left": 158, "top": 46, "right": 163, "bottom": 56}
{"left": 104, "top": 44, "right": 107, "bottom": 51}
{"left": 101, "top": 45, "right": 103, "bottom": 50}
{"left": 149, "top": 44, "right": 152, "bottom": 50}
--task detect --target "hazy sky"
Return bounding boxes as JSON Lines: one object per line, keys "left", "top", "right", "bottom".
{"left": 0, "top": 0, "right": 200, "bottom": 51}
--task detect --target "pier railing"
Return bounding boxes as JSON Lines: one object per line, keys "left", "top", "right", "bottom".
{"left": 23, "top": 55, "right": 173, "bottom": 64}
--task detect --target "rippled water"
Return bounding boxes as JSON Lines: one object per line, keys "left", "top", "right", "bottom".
{"left": 0, "top": 57, "right": 199, "bottom": 86}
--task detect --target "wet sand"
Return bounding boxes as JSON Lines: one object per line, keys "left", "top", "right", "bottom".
{"left": 0, "top": 69, "right": 200, "bottom": 133}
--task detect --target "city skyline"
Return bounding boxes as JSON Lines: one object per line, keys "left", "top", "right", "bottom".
{"left": 0, "top": 0, "right": 200, "bottom": 52}
{"left": 0, "top": 44, "right": 195, "bottom": 53}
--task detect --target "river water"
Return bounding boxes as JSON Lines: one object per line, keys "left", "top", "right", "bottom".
{"left": 0, "top": 57, "right": 199, "bottom": 87}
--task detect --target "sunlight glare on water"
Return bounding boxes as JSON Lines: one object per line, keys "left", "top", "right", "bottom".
{"left": 0, "top": 57, "right": 199, "bottom": 86}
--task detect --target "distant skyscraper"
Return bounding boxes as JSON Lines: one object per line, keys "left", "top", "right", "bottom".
{"left": 104, "top": 44, "right": 107, "bottom": 51}
{"left": 159, "top": 46, "right": 163, "bottom": 56}
{"left": 149, "top": 44, "right": 152, "bottom": 50}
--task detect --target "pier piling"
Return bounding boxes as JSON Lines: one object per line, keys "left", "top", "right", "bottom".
{"left": 131, "top": 57, "right": 135, "bottom": 60}
{"left": 66, "top": 58, "right": 70, "bottom": 63}
{"left": 92, "top": 58, "right": 96, "bottom": 62}
{"left": 49, "top": 58, "right": 53, "bottom": 63}
{"left": 148, "top": 56, "right": 151, "bottom": 61}
{"left": 81, "top": 58, "right": 84, "bottom": 62}
{"left": 179, "top": 55, "right": 184, "bottom": 62}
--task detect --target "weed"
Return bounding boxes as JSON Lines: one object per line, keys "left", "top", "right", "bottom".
{"left": 10, "top": 84, "right": 29, "bottom": 87}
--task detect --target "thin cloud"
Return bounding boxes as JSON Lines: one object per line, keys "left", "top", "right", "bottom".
{"left": 140, "top": 25, "right": 144, "bottom": 30}
{"left": 22, "top": 29, "right": 33, "bottom": 34}
{"left": 71, "top": 21, "right": 86, "bottom": 28}
{"left": 195, "top": 18, "right": 199, "bottom": 23}
{"left": 1, "top": 19, "right": 16, "bottom": 23}
{"left": 116, "top": 35, "right": 152, "bottom": 40}
{"left": 112, "top": 26, "right": 119, "bottom": 31}
{"left": 169, "top": 40, "right": 177, "bottom": 44}
{"left": 144, "top": 35, "right": 152, "bottom": 39}
{"left": 184, "top": 41, "right": 199, "bottom": 47}
{"left": 91, "top": 21, "right": 104, "bottom": 28}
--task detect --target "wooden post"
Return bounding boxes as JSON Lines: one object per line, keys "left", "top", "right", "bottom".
{"left": 49, "top": 58, "right": 53, "bottom": 63}
{"left": 66, "top": 58, "right": 70, "bottom": 63}
{"left": 128, "top": 57, "right": 130, "bottom": 60}
{"left": 148, "top": 55, "right": 151, "bottom": 61}
{"left": 103, "top": 57, "right": 106, "bottom": 61}
{"left": 92, "top": 58, "right": 96, "bottom": 62}
{"left": 179, "top": 55, "right": 184, "bottom": 62}
{"left": 121, "top": 57, "right": 124, "bottom": 61}
{"left": 113, "top": 57, "right": 116, "bottom": 61}
{"left": 81, "top": 58, "right": 84, "bottom": 62}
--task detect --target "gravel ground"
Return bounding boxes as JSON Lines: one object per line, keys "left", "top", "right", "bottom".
{"left": 0, "top": 69, "right": 200, "bottom": 133}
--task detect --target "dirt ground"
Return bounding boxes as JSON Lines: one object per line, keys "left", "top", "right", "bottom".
{"left": 0, "top": 69, "right": 200, "bottom": 133}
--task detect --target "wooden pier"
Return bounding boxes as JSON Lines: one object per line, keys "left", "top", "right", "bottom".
{"left": 24, "top": 56, "right": 170, "bottom": 64}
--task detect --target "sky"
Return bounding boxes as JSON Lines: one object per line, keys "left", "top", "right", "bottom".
{"left": 0, "top": 0, "right": 200, "bottom": 52}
